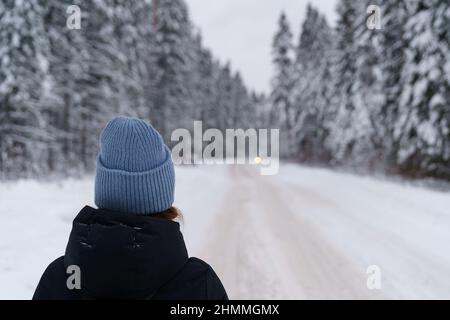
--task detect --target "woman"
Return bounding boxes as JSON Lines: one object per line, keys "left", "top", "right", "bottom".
{"left": 33, "top": 116, "right": 227, "bottom": 300}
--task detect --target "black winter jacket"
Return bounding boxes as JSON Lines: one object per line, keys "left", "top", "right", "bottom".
{"left": 33, "top": 206, "right": 227, "bottom": 300}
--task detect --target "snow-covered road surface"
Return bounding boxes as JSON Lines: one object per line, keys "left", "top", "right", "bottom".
{"left": 1, "top": 164, "right": 450, "bottom": 299}
{"left": 201, "top": 165, "right": 450, "bottom": 299}
{"left": 202, "top": 166, "right": 381, "bottom": 299}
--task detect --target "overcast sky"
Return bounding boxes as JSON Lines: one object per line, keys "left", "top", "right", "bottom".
{"left": 186, "top": 0, "right": 338, "bottom": 94}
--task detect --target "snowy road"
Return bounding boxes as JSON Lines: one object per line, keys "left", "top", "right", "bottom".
{"left": 199, "top": 165, "right": 450, "bottom": 299}
{"left": 1, "top": 164, "right": 450, "bottom": 299}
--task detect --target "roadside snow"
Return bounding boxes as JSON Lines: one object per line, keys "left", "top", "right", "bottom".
{"left": 0, "top": 166, "right": 229, "bottom": 300}
{"left": 277, "top": 164, "right": 450, "bottom": 299}
{"left": 0, "top": 178, "right": 94, "bottom": 300}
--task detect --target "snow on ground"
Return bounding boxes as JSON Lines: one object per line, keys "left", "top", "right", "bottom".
{"left": 198, "top": 164, "right": 450, "bottom": 299}
{"left": 277, "top": 165, "right": 450, "bottom": 299}
{"left": 0, "top": 166, "right": 229, "bottom": 300}
{"left": 172, "top": 165, "right": 231, "bottom": 255}
{"left": 1, "top": 164, "right": 450, "bottom": 299}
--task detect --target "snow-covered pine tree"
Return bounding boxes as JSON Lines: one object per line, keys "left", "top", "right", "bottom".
{"left": 230, "top": 71, "right": 252, "bottom": 128}
{"left": 379, "top": 0, "right": 410, "bottom": 169}
{"left": 214, "top": 63, "right": 234, "bottom": 130}
{"left": 0, "top": 0, "right": 51, "bottom": 179}
{"left": 186, "top": 31, "right": 223, "bottom": 131}
{"left": 293, "top": 5, "right": 335, "bottom": 163}
{"left": 194, "top": 35, "right": 250, "bottom": 132}
{"left": 250, "top": 91, "right": 270, "bottom": 129}
{"left": 396, "top": 0, "right": 450, "bottom": 179}
{"left": 187, "top": 32, "right": 205, "bottom": 123}
{"left": 317, "top": 17, "right": 340, "bottom": 166}
{"left": 350, "top": 0, "right": 384, "bottom": 169}
{"left": 152, "top": 0, "right": 193, "bottom": 140}
{"left": 108, "top": 0, "right": 149, "bottom": 117}
{"left": 73, "top": 0, "right": 131, "bottom": 171}
{"left": 326, "top": 0, "right": 360, "bottom": 165}
{"left": 193, "top": 38, "right": 217, "bottom": 129}
{"left": 328, "top": 0, "right": 381, "bottom": 169}
{"left": 44, "top": 0, "right": 146, "bottom": 173}
{"left": 270, "top": 12, "right": 295, "bottom": 157}
{"left": 130, "top": 0, "right": 160, "bottom": 120}
{"left": 43, "top": 0, "right": 87, "bottom": 174}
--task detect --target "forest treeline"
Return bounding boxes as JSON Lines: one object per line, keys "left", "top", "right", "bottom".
{"left": 1, "top": 0, "right": 449, "bottom": 182}
{"left": 271, "top": 0, "right": 450, "bottom": 180}
{"left": 0, "top": 0, "right": 264, "bottom": 179}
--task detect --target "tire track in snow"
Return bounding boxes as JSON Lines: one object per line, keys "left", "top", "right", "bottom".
{"left": 201, "top": 165, "right": 384, "bottom": 299}
{"left": 200, "top": 166, "right": 287, "bottom": 299}
{"left": 282, "top": 180, "right": 450, "bottom": 299}
{"left": 255, "top": 171, "right": 383, "bottom": 299}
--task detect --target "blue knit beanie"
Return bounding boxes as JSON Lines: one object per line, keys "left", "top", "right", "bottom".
{"left": 95, "top": 116, "right": 175, "bottom": 215}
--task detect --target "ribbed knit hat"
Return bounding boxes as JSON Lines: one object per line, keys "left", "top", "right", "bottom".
{"left": 95, "top": 116, "right": 175, "bottom": 215}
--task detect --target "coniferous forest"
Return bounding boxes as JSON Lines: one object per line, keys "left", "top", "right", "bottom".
{"left": 0, "top": 0, "right": 449, "bottom": 182}
{"left": 271, "top": 0, "right": 450, "bottom": 181}
{"left": 0, "top": 0, "right": 263, "bottom": 179}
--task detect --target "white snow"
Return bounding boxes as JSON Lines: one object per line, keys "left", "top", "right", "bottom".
{"left": 0, "top": 165, "right": 229, "bottom": 300}
{"left": 277, "top": 165, "right": 450, "bottom": 299}
{"left": 1, "top": 164, "right": 450, "bottom": 299}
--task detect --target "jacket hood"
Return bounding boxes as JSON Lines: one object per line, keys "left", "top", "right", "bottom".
{"left": 64, "top": 206, "right": 188, "bottom": 299}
